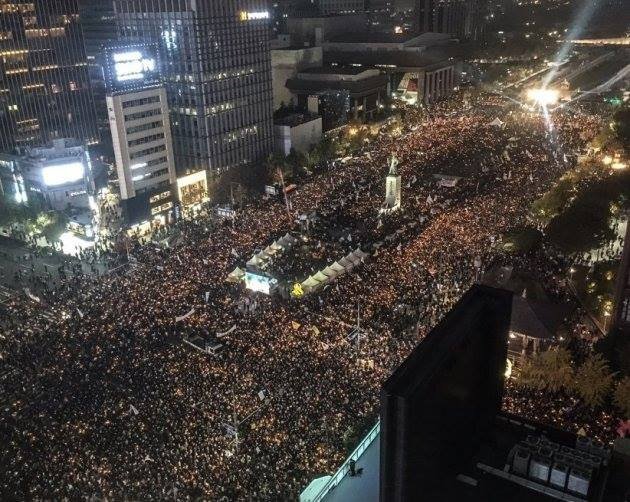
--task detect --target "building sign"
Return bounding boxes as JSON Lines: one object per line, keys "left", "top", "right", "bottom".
{"left": 177, "top": 170, "right": 208, "bottom": 207}
{"left": 113, "top": 51, "right": 156, "bottom": 82}
{"left": 104, "top": 44, "right": 160, "bottom": 93}
{"left": 239, "top": 11, "right": 269, "bottom": 21}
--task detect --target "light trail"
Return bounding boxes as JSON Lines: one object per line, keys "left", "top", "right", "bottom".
{"left": 542, "top": 0, "right": 604, "bottom": 88}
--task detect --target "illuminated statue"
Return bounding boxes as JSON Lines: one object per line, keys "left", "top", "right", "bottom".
{"left": 388, "top": 154, "right": 399, "bottom": 176}
{"left": 384, "top": 155, "right": 401, "bottom": 211}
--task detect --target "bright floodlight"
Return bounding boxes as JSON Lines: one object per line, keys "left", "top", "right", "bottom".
{"left": 527, "top": 88, "right": 559, "bottom": 106}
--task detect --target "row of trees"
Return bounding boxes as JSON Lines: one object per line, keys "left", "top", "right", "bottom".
{"left": 0, "top": 192, "right": 68, "bottom": 244}
{"left": 517, "top": 348, "right": 630, "bottom": 417}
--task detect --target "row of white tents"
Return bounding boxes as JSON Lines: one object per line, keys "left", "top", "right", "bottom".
{"left": 226, "top": 233, "right": 299, "bottom": 282}
{"left": 245, "top": 233, "right": 299, "bottom": 270}
{"left": 300, "top": 247, "right": 369, "bottom": 293}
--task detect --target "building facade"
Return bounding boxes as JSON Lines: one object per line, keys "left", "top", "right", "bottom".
{"left": 272, "top": 45, "right": 323, "bottom": 110}
{"left": 273, "top": 113, "right": 322, "bottom": 156}
{"left": 318, "top": 0, "right": 365, "bottom": 15}
{"left": 0, "top": 0, "right": 98, "bottom": 152}
{"left": 107, "top": 85, "right": 176, "bottom": 225}
{"left": 414, "top": 0, "right": 484, "bottom": 40}
{"left": 78, "top": 0, "right": 118, "bottom": 141}
{"left": 0, "top": 138, "right": 94, "bottom": 211}
{"left": 113, "top": 0, "right": 274, "bottom": 177}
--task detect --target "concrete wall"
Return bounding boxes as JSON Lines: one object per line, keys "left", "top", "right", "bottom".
{"left": 274, "top": 116, "right": 323, "bottom": 156}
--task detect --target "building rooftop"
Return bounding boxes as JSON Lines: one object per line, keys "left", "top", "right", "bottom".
{"left": 301, "top": 285, "right": 630, "bottom": 502}
{"left": 299, "top": 65, "right": 369, "bottom": 76}
{"left": 274, "top": 112, "right": 320, "bottom": 127}
{"left": 308, "top": 414, "right": 630, "bottom": 502}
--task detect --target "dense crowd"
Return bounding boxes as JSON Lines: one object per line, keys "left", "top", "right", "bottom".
{"left": 0, "top": 93, "right": 610, "bottom": 500}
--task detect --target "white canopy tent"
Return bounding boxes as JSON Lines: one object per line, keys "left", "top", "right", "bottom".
{"left": 302, "top": 276, "right": 322, "bottom": 291}
{"left": 313, "top": 271, "right": 329, "bottom": 283}
{"left": 226, "top": 267, "right": 246, "bottom": 282}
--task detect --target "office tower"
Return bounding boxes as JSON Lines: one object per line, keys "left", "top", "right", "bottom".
{"left": 414, "top": 0, "right": 484, "bottom": 40}
{"left": 105, "top": 45, "right": 177, "bottom": 225}
{"left": 113, "top": 0, "right": 274, "bottom": 177}
{"left": 318, "top": 0, "right": 366, "bottom": 14}
{"left": 78, "top": 0, "right": 118, "bottom": 139}
{"left": 0, "top": 0, "right": 98, "bottom": 152}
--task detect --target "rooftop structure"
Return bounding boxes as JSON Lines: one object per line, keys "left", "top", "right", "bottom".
{"left": 301, "top": 285, "right": 630, "bottom": 502}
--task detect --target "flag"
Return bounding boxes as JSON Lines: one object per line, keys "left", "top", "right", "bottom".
{"left": 24, "top": 288, "right": 41, "bottom": 303}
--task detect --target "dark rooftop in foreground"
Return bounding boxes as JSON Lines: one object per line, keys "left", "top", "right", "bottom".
{"left": 301, "top": 285, "right": 630, "bottom": 502}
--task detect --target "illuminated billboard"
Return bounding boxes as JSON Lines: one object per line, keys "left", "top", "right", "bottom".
{"left": 245, "top": 272, "right": 278, "bottom": 295}
{"left": 42, "top": 162, "right": 85, "bottom": 187}
{"left": 239, "top": 11, "right": 269, "bottom": 21}
{"left": 104, "top": 44, "right": 160, "bottom": 92}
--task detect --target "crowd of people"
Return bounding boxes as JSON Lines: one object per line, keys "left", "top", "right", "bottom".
{"left": 0, "top": 92, "right": 613, "bottom": 500}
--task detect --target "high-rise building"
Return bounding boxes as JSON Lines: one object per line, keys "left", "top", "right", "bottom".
{"left": 0, "top": 0, "right": 98, "bottom": 152}
{"left": 104, "top": 44, "right": 177, "bottom": 225}
{"left": 78, "top": 0, "right": 118, "bottom": 140}
{"left": 318, "top": 0, "right": 366, "bottom": 15}
{"left": 414, "top": 0, "right": 484, "bottom": 40}
{"left": 113, "top": 0, "right": 274, "bottom": 178}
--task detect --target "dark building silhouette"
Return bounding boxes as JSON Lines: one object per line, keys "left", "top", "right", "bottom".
{"left": 414, "top": 0, "right": 485, "bottom": 40}
{"left": 302, "top": 285, "right": 630, "bottom": 502}
{"left": 0, "top": 0, "right": 98, "bottom": 152}
{"left": 78, "top": 0, "right": 118, "bottom": 141}
{"left": 612, "top": 221, "right": 630, "bottom": 332}
{"left": 380, "top": 285, "right": 512, "bottom": 501}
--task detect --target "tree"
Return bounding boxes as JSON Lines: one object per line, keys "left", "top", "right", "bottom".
{"left": 574, "top": 353, "right": 615, "bottom": 408}
{"left": 613, "top": 377, "right": 630, "bottom": 418}
{"left": 516, "top": 348, "right": 573, "bottom": 392}
{"left": 41, "top": 211, "right": 68, "bottom": 243}
{"left": 611, "top": 107, "right": 630, "bottom": 150}
{"left": 517, "top": 357, "right": 545, "bottom": 390}
{"left": 264, "top": 153, "right": 288, "bottom": 184}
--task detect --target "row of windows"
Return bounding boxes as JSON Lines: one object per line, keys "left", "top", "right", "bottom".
{"left": 126, "top": 119, "right": 162, "bottom": 135}
{"left": 124, "top": 107, "right": 161, "bottom": 122}
{"left": 133, "top": 167, "right": 169, "bottom": 183}
{"left": 122, "top": 95, "right": 160, "bottom": 109}
{"left": 129, "top": 143, "right": 166, "bottom": 160}
{"left": 128, "top": 132, "right": 164, "bottom": 147}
